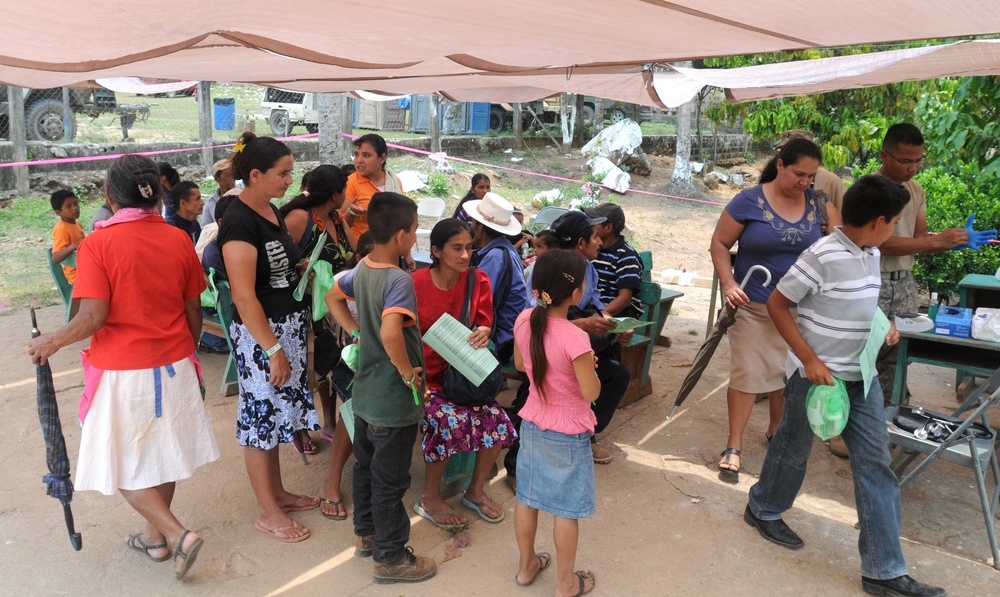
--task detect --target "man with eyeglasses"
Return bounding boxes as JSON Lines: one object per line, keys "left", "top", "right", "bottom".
{"left": 875, "top": 123, "right": 997, "bottom": 406}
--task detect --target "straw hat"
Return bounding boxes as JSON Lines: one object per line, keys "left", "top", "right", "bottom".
{"left": 465, "top": 192, "right": 523, "bottom": 235}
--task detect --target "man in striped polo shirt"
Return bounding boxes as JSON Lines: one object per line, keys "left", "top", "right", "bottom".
{"left": 584, "top": 203, "right": 644, "bottom": 318}
{"left": 744, "top": 175, "right": 946, "bottom": 597}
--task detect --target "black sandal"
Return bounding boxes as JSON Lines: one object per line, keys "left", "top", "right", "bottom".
{"left": 174, "top": 530, "right": 204, "bottom": 580}
{"left": 718, "top": 448, "right": 741, "bottom": 478}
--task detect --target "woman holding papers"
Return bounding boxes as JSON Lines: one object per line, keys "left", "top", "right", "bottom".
{"left": 411, "top": 218, "right": 516, "bottom": 526}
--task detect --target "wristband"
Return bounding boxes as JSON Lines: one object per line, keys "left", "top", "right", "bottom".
{"left": 264, "top": 342, "right": 283, "bottom": 358}
{"left": 347, "top": 207, "right": 361, "bottom": 217}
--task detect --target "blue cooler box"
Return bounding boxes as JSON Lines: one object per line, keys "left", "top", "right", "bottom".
{"left": 934, "top": 306, "right": 973, "bottom": 338}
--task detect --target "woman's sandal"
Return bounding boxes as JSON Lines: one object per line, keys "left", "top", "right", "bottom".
{"left": 319, "top": 496, "right": 347, "bottom": 521}
{"left": 718, "top": 448, "right": 741, "bottom": 479}
{"left": 514, "top": 552, "right": 551, "bottom": 587}
{"left": 126, "top": 533, "right": 171, "bottom": 562}
{"left": 291, "top": 431, "right": 319, "bottom": 455}
{"left": 173, "top": 530, "right": 204, "bottom": 580}
{"left": 570, "top": 570, "right": 597, "bottom": 596}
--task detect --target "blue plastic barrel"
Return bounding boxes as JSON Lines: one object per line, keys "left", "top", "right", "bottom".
{"left": 213, "top": 98, "right": 236, "bottom": 131}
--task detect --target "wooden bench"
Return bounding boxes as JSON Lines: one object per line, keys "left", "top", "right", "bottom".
{"left": 201, "top": 277, "right": 239, "bottom": 396}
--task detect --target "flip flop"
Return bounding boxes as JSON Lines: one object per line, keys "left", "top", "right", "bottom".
{"left": 127, "top": 533, "right": 171, "bottom": 562}
{"left": 514, "top": 552, "right": 551, "bottom": 587}
{"left": 173, "top": 530, "right": 204, "bottom": 580}
{"left": 319, "top": 431, "right": 335, "bottom": 443}
{"left": 461, "top": 495, "right": 505, "bottom": 523}
{"left": 319, "top": 496, "right": 347, "bottom": 521}
{"left": 254, "top": 519, "right": 311, "bottom": 543}
{"left": 281, "top": 494, "right": 320, "bottom": 512}
{"left": 291, "top": 431, "right": 319, "bottom": 455}
{"left": 413, "top": 500, "right": 465, "bottom": 529}
{"left": 571, "top": 570, "right": 597, "bottom": 596}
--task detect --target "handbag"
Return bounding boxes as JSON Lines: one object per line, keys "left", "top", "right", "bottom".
{"left": 442, "top": 267, "right": 504, "bottom": 407}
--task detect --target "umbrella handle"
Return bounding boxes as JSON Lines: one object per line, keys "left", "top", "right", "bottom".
{"left": 740, "top": 265, "right": 771, "bottom": 290}
{"left": 63, "top": 503, "right": 82, "bottom": 551}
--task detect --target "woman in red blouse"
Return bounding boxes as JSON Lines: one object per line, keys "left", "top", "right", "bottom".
{"left": 411, "top": 219, "right": 515, "bottom": 527}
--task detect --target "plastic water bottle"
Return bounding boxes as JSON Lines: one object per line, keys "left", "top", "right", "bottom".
{"left": 928, "top": 292, "right": 939, "bottom": 322}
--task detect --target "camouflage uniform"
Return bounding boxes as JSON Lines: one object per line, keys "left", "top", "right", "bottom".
{"left": 876, "top": 272, "right": 919, "bottom": 406}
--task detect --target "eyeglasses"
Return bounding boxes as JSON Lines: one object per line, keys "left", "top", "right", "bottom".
{"left": 885, "top": 150, "right": 925, "bottom": 167}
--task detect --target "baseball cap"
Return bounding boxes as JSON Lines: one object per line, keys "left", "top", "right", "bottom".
{"left": 551, "top": 210, "right": 606, "bottom": 247}
{"left": 582, "top": 203, "right": 625, "bottom": 234}
{"left": 212, "top": 158, "right": 232, "bottom": 177}
{"left": 775, "top": 129, "right": 814, "bottom": 150}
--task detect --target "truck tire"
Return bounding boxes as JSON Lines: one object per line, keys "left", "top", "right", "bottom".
{"left": 268, "top": 110, "right": 292, "bottom": 136}
{"left": 489, "top": 106, "right": 510, "bottom": 134}
{"left": 581, "top": 105, "right": 596, "bottom": 126}
{"left": 26, "top": 98, "right": 75, "bottom": 141}
{"left": 609, "top": 108, "right": 628, "bottom": 124}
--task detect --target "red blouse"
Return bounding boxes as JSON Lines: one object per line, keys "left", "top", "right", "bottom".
{"left": 411, "top": 267, "right": 494, "bottom": 388}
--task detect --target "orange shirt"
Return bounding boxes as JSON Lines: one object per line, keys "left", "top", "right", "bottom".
{"left": 73, "top": 217, "right": 206, "bottom": 370}
{"left": 52, "top": 220, "right": 84, "bottom": 284}
{"left": 343, "top": 171, "right": 402, "bottom": 239}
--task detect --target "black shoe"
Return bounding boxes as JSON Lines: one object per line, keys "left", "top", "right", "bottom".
{"left": 743, "top": 505, "right": 804, "bottom": 550}
{"left": 199, "top": 340, "right": 229, "bottom": 355}
{"left": 862, "top": 575, "right": 947, "bottom": 597}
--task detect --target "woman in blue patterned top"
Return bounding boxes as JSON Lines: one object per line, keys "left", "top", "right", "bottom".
{"left": 709, "top": 138, "right": 841, "bottom": 480}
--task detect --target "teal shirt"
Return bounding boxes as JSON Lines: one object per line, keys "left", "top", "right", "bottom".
{"left": 333, "top": 257, "right": 424, "bottom": 427}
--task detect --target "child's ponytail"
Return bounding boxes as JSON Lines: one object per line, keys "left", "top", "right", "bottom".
{"left": 528, "top": 250, "right": 587, "bottom": 401}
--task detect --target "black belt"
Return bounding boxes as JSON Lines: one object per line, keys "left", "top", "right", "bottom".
{"left": 884, "top": 270, "right": 910, "bottom": 281}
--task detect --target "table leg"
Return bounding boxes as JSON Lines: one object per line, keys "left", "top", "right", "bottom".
{"left": 891, "top": 336, "right": 909, "bottom": 405}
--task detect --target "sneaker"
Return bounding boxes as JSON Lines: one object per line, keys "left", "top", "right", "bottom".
{"left": 373, "top": 547, "right": 436, "bottom": 584}
{"left": 355, "top": 533, "right": 374, "bottom": 558}
{"left": 591, "top": 443, "right": 613, "bottom": 464}
{"left": 828, "top": 435, "right": 849, "bottom": 459}
{"left": 861, "top": 574, "right": 946, "bottom": 596}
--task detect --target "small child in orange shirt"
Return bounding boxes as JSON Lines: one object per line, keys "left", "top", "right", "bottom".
{"left": 51, "top": 189, "right": 84, "bottom": 284}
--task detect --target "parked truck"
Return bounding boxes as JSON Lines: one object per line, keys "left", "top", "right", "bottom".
{"left": 0, "top": 86, "right": 118, "bottom": 141}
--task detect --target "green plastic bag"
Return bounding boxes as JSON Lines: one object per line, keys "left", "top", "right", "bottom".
{"left": 806, "top": 377, "right": 850, "bottom": 441}
{"left": 200, "top": 268, "right": 218, "bottom": 309}
{"left": 310, "top": 260, "right": 335, "bottom": 321}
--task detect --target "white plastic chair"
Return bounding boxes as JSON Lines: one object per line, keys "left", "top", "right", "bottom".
{"left": 415, "top": 197, "right": 446, "bottom": 252}
{"left": 527, "top": 206, "right": 569, "bottom": 234}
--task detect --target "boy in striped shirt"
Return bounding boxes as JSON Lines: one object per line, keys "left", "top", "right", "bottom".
{"left": 584, "top": 203, "right": 644, "bottom": 318}
{"left": 745, "top": 175, "right": 945, "bottom": 597}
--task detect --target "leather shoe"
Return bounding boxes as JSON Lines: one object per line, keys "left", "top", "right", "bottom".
{"left": 743, "top": 505, "right": 803, "bottom": 550}
{"left": 862, "top": 575, "right": 947, "bottom": 597}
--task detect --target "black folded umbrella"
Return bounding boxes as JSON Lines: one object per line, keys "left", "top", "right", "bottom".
{"left": 668, "top": 265, "right": 771, "bottom": 419}
{"left": 31, "top": 307, "right": 82, "bottom": 551}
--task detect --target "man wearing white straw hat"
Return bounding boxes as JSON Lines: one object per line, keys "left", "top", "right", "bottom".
{"left": 467, "top": 192, "right": 529, "bottom": 364}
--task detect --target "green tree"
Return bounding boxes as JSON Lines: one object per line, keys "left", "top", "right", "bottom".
{"left": 917, "top": 76, "right": 1000, "bottom": 176}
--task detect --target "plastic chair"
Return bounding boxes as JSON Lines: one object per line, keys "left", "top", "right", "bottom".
{"left": 886, "top": 367, "right": 1000, "bottom": 568}
{"left": 213, "top": 280, "right": 239, "bottom": 397}
{"left": 46, "top": 247, "right": 75, "bottom": 322}
{"left": 527, "top": 206, "right": 569, "bottom": 234}
{"left": 415, "top": 197, "right": 446, "bottom": 252}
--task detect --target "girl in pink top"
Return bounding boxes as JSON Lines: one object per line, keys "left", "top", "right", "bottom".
{"left": 512, "top": 249, "right": 600, "bottom": 596}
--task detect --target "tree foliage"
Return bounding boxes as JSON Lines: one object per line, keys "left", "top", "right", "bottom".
{"left": 701, "top": 48, "right": 937, "bottom": 169}
{"left": 917, "top": 76, "right": 1000, "bottom": 176}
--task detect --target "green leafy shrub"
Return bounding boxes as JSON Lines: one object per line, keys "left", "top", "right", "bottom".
{"left": 426, "top": 171, "right": 451, "bottom": 197}
{"left": 913, "top": 165, "right": 1000, "bottom": 298}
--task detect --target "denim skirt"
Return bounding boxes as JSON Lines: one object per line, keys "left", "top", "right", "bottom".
{"left": 516, "top": 420, "right": 596, "bottom": 519}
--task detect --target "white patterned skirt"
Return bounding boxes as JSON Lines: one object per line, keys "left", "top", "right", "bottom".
{"left": 75, "top": 355, "right": 220, "bottom": 495}
{"left": 231, "top": 309, "right": 319, "bottom": 450}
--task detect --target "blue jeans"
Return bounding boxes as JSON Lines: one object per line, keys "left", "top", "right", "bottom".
{"left": 748, "top": 371, "right": 908, "bottom": 580}
{"left": 352, "top": 416, "right": 417, "bottom": 564}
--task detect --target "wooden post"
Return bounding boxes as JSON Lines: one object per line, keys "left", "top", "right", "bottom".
{"left": 342, "top": 97, "right": 354, "bottom": 160}
{"left": 61, "top": 87, "right": 72, "bottom": 143}
{"left": 7, "top": 86, "right": 28, "bottom": 196}
{"left": 574, "top": 94, "right": 586, "bottom": 147}
{"left": 429, "top": 93, "right": 441, "bottom": 153}
{"left": 559, "top": 93, "right": 570, "bottom": 152}
{"left": 512, "top": 102, "right": 522, "bottom": 149}
{"left": 197, "top": 82, "right": 213, "bottom": 176}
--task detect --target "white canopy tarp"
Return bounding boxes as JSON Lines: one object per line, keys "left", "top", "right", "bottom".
{"left": 651, "top": 39, "right": 1000, "bottom": 107}
{"left": 3, "top": 1, "right": 1000, "bottom": 105}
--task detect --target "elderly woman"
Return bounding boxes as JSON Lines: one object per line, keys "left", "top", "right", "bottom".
{"left": 27, "top": 154, "right": 219, "bottom": 580}
{"left": 343, "top": 133, "right": 403, "bottom": 239}
{"left": 411, "top": 219, "right": 515, "bottom": 526}
{"left": 219, "top": 132, "right": 319, "bottom": 543}
{"left": 710, "top": 137, "right": 841, "bottom": 480}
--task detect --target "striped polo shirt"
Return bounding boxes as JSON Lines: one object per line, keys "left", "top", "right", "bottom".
{"left": 592, "top": 237, "right": 644, "bottom": 315}
{"left": 776, "top": 228, "right": 882, "bottom": 382}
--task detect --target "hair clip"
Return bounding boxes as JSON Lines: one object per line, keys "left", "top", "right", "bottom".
{"left": 532, "top": 289, "right": 551, "bottom": 308}
{"left": 233, "top": 140, "right": 246, "bottom": 153}
{"left": 562, "top": 272, "right": 575, "bottom": 283}
{"left": 137, "top": 182, "right": 153, "bottom": 198}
